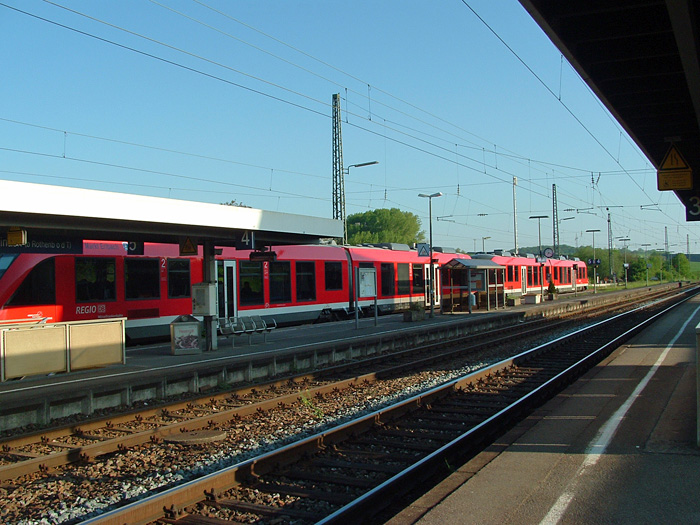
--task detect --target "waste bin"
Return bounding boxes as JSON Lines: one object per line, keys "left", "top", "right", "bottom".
{"left": 170, "top": 315, "right": 202, "bottom": 355}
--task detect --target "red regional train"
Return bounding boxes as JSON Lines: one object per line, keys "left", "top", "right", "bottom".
{"left": 0, "top": 242, "right": 587, "bottom": 342}
{"left": 483, "top": 252, "right": 588, "bottom": 294}
{"left": 0, "top": 241, "right": 456, "bottom": 341}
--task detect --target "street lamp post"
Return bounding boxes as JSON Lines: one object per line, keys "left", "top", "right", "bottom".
{"left": 419, "top": 192, "right": 443, "bottom": 318}
{"left": 642, "top": 243, "right": 651, "bottom": 285}
{"left": 529, "top": 215, "right": 549, "bottom": 256}
{"left": 586, "top": 229, "right": 601, "bottom": 293}
{"left": 342, "top": 161, "right": 378, "bottom": 244}
{"left": 618, "top": 237, "right": 630, "bottom": 288}
{"left": 482, "top": 236, "right": 491, "bottom": 253}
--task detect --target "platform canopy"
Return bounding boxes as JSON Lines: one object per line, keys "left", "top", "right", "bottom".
{"left": 519, "top": 1, "right": 700, "bottom": 220}
{"left": 0, "top": 180, "right": 342, "bottom": 248}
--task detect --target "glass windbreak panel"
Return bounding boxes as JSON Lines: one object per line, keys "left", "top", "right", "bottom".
{"left": 239, "top": 261, "right": 264, "bottom": 306}
{"left": 381, "top": 263, "right": 394, "bottom": 296}
{"left": 125, "top": 259, "right": 160, "bottom": 300}
{"left": 217, "top": 262, "right": 226, "bottom": 318}
{"left": 7, "top": 257, "right": 55, "bottom": 306}
{"left": 397, "top": 263, "right": 410, "bottom": 294}
{"left": 296, "top": 261, "right": 316, "bottom": 302}
{"left": 168, "top": 259, "right": 191, "bottom": 298}
{"left": 324, "top": 261, "right": 343, "bottom": 291}
{"left": 76, "top": 257, "right": 116, "bottom": 302}
{"left": 0, "top": 254, "right": 18, "bottom": 280}
{"left": 412, "top": 264, "right": 424, "bottom": 293}
{"left": 270, "top": 261, "right": 291, "bottom": 303}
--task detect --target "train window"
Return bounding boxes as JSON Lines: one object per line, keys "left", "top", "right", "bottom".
{"left": 76, "top": 258, "right": 116, "bottom": 302}
{"left": 507, "top": 265, "right": 513, "bottom": 282}
{"left": 7, "top": 257, "right": 55, "bottom": 306}
{"left": 239, "top": 261, "right": 264, "bottom": 306}
{"left": 412, "top": 264, "right": 424, "bottom": 293}
{"left": 397, "top": 264, "right": 410, "bottom": 294}
{"left": 296, "top": 261, "right": 316, "bottom": 302}
{"left": 270, "top": 261, "right": 291, "bottom": 303}
{"left": 125, "top": 259, "right": 160, "bottom": 300}
{"left": 168, "top": 259, "right": 191, "bottom": 299}
{"left": 380, "top": 263, "right": 394, "bottom": 296}
{"left": 324, "top": 262, "right": 343, "bottom": 291}
{"left": 0, "top": 254, "right": 18, "bottom": 280}
{"left": 527, "top": 266, "right": 533, "bottom": 286}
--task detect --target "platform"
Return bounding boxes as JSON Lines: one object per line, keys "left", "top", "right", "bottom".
{"left": 390, "top": 288, "right": 700, "bottom": 524}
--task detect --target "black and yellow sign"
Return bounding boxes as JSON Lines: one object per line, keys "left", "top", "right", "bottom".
{"left": 657, "top": 144, "right": 692, "bottom": 191}
{"left": 7, "top": 228, "right": 27, "bottom": 247}
{"left": 179, "top": 237, "right": 198, "bottom": 256}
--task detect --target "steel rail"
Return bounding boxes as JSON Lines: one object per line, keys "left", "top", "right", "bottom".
{"left": 82, "top": 290, "right": 693, "bottom": 525}
{"left": 0, "top": 300, "right": 594, "bottom": 482}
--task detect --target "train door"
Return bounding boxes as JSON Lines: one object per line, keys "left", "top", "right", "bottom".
{"left": 217, "top": 260, "right": 237, "bottom": 320}
{"left": 424, "top": 264, "right": 441, "bottom": 307}
{"left": 521, "top": 266, "right": 527, "bottom": 294}
{"left": 434, "top": 265, "right": 441, "bottom": 306}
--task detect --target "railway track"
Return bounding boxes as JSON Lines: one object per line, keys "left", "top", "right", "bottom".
{"left": 79, "top": 288, "right": 688, "bottom": 524}
{"left": 0, "top": 286, "right": 671, "bottom": 484}
{"left": 0, "top": 287, "right": 692, "bottom": 523}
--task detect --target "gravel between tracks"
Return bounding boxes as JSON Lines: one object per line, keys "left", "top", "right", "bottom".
{"left": 2, "top": 324, "right": 584, "bottom": 524}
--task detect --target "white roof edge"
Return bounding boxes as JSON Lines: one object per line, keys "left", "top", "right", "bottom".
{"left": 0, "top": 180, "right": 342, "bottom": 237}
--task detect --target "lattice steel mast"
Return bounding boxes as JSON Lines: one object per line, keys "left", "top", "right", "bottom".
{"left": 331, "top": 94, "right": 345, "bottom": 244}
{"left": 608, "top": 211, "right": 613, "bottom": 277}
{"left": 552, "top": 184, "right": 559, "bottom": 256}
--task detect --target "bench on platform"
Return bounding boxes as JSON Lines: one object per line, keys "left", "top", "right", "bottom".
{"left": 219, "top": 316, "right": 276, "bottom": 347}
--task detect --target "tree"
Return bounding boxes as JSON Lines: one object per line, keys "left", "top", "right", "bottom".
{"left": 346, "top": 208, "right": 424, "bottom": 245}
{"left": 221, "top": 200, "right": 251, "bottom": 208}
{"left": 628, "top": 257, "right": 648, "bottom": 282}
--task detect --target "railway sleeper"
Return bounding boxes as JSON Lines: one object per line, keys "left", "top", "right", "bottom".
{"left": 373, "top": 429, "right": 452, "bottom": 445}
{"left": 427, "top": 405, "right": 503, "bottom": 418}
{"left": 442, "top": 396, "right": 510, "bottom": 409}
{"left": 504, "top": 371, "right": 551, "bottom": 383}
{"left": 160, "top": 515, "right": 232, "bottom": 524}
{"left": 357, "top": 432, "right": 442, "bottom": 452}
{"left": 386, "top": 427, "right": 463, "bottom": 443}
{"left": 250, "top": 481, "right": 356, "bottom": 505}
{"left": 348, "top": 435, "right": 437, "bottom": 452}
{"left": 400, "top": 419, "right": 470, "bottom": 433}
{"left": 331, "top": 445, "right": 420, "bottom": 464}
{"left": 274, "top": 468, "right": 378, "bottom": 488}
{"left": 311, "top": 456, "right": 406, "bottom": 474}
{"left": 210, "top": 499, "right": 326, "bottom": 521}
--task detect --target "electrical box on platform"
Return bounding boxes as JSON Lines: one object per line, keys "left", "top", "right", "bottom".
{"left": 191, "top": 283, "right": 217, "bottom": 316}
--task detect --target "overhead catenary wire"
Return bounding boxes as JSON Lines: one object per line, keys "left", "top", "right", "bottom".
{"left": 1, "top": 1, "right": 694, "bottom": 249}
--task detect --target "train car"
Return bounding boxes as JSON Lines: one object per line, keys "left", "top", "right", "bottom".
{"left": 214, "top": 244, "right": 351, "bottom": 326}
{"left": 0, "top": 241, "right": 459, "bottom": 341}
{"left": 345, "top": 244, "right": 458, "bottom": 313}
{"left": 487, "top": 253, "right": 588, "bottom": 295}
{"left": 0, "top": 241, "right": 202, "bottom": 341}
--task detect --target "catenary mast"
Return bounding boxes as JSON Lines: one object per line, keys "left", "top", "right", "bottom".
{"left": 332, "top": 94, "right": 345, "bottom": 244}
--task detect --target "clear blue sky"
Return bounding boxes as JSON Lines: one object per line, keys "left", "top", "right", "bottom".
{"left": 2, "top": 0, "right": 696, "bottom": 254}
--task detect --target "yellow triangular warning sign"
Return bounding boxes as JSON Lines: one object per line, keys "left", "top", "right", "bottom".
{"left": 179, "top": 237, "right": 198, "bottom": 256}
{"left": 660, "top": 145, "right": 689, "bottom": 171}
